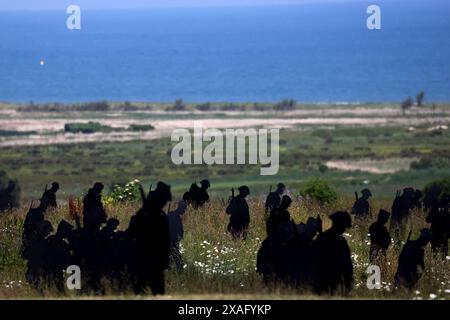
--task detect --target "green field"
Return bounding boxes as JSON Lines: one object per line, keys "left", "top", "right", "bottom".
{"left": 0, "top": 103, "right": 449, "bottom": 299}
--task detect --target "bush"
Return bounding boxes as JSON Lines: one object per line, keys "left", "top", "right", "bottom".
{"left": 173, "top": 99, "right": 186, "bottom": 111}
{"left": 318, "top": 164, "right": 328, "bottom": 173}
{"left": 301, "top": 178, "right": 338, "bottom": 205}
{"left": 274, "top": 99, "right": 296, "bottom": 111}
{"left": 128, "top": 124, "right": 154, "bottom": 131}
{"left": 196, "top": 103, "right": 211, "bottom": 111}
{"left": 416, "top": 91, "right": 425, "bottom": 107}
{"left": 105, "top": 179, "right": 141, "bottom": 204}
{"left": 0, "top": 171, "right": 21, "bottom": 211}
{"left": 423, "top": 177, "right": 450, "bottom": 208}
{"left": 401, "top": 97, "right": 414, "bottom": 113}
{"left": 64, "top": 122, "right": 112, "bottom": 134}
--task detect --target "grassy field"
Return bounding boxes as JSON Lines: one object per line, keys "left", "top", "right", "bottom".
{"left": 0, "top": 198, "right": 448, "bottom": 299}
{"left": 1, "top": 122, "right": 450, "bottom": 200}
{"left": 0, "top": 102, "right": 449, "bottom": 299}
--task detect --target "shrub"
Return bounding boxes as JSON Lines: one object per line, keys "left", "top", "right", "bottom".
{"left": 423, "top": 177, "right": 450, "bottom": 208}
{"left": 0, "top": 171, "right": 21, "bottom": 211}
{"left": 410, "top": 158, "right": 433, "bottom": 170}
{"left": 79, "top": 101, "right": 110, "bottom": 111}
{"left": 401, "top": 97, "right": 414, "bottom": 113}
{"left": 300, "top": 178, "right": 338, "bottom": 205}
{"left": 416, "top": 91, "right": 425, "bottom": 107}
{"left": 64, "top": 122, "right": 112, "bottom": 134}
{"left": 173, "top": 99, "right": 186, "bottom": 111}
{"left": 128, "top": 124, "right": 155, "bottom": 131}
{"left": 274, "top": 99, "right": 296, "bottom": 111}
{"left": 196, "top": 103, "right": 211, "bottom": 111}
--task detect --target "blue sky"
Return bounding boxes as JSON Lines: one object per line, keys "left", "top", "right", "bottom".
{"left": 0, "top": 0, "right": 367, "bottom": 11}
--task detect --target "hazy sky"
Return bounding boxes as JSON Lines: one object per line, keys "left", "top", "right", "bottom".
{"left": 0, "top": 0, "right": 368, "bottom": 11}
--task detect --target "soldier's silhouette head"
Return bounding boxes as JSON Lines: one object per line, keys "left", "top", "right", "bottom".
{"left": 377, "top": 209, "right": 390, "bottom": 225}
{"left": 276, "top": 183, "right": 286, "bottom": 194}
{"left": 361, "top": 188, "right": 372, "bottom": 199}
{"left": 200, "top": 179, "right": 210, "bottom": 190}
{"left": 238, "top": 185, "right": 250, "bottom": 197}
{"left": 92, "top": 182, "right": 104, "bottom": 195}
{"left": 50, "top": 182, "right": 60, "bottom": 192}
{"left": 56, "top": 219, "right": 74, "bottom": 238}
{"left": 402, "top": 187, "right": 415, "bottom": 198}
{"left": 329, "top": 211, "right": 352, "bottom": 234}
{"left": 279, "top": 195, "right": 292, "bottom": 210}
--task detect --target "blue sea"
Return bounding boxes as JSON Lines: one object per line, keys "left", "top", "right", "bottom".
{"left": 0, "top": 0, "right": 449, "bottom": 103}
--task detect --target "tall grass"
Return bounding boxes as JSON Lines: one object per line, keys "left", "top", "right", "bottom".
{"left": 0, "top": 198, "right": 448, "bottom": 299}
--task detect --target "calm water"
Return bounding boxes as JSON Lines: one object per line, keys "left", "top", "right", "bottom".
{"left": 0, "top": 0, "right": 449, "bottom": 103}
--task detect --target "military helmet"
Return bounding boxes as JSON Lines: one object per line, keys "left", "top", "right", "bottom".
{"left": 155, "top": 181, "right": 172, "bottom": 202}
{"left": 200, "top": 179, "right": 211, "bottom": 188}
{"left": 377, "top": 209, "right": 390, "bottom": 222}
{"left": 238, "top": 185, "right": 250, "bottom": 195}
{"left": 361, "top": 188, "right": 372, "bottom": 197}
{"left": 277, "top": 182, "right": 286, "bottom": 189}
{"left": 93, "top": 182, "right": 104, "bottom": 193}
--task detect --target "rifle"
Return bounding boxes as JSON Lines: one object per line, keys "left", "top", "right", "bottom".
{"left": 146, "top": 184, "right": 153, "bottom": 202}
{"left": 269, "top": 185, "right": 272, "bottom": 194}
{"left": 231, "top": 188, "right": 235, "bottom": 199}
{"left": 354, "top": 191, "right": 359, "bottom": 201}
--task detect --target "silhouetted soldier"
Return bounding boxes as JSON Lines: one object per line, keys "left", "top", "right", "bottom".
{"left": 264, "top": 183, "right": 285, "bottom": 218}
{"left": 266, "top": 195, "right": 292, "bottom": 236}
{"left": 83, "top": 182, "right": 107, "bottom": 232}
{"left": 369, "top": 209, "right": 391, "bottom": 268}
{"left": 99, "top": 218, "right": 121, "bottom": 279}
{"left": 43, "top": 220, "right": 73, "bottom": 292}
{"left": 0, "top": 180, "right": 16, "bottom": 212}
{"left": 351, "top": 188, "right": 372, "bottom": 217}
{"left": 390, "top": 188, "right": 416, "bottom": 239}
{"left": 185, "top": 180, "right": 210, "bottom": 209}
{"left": 128, "top": 181, "right": 171, "bottom": 295}
{"left": 24, "top": 220, "right": 53, "bottom": 293}
{"left": 168, "top": 200, "right": 188, "bottom": 272}
{"left": 258, "top": 195, "right": 296, "bottom": 283}
{"left": 314, "top": 211, "right": 353, "bottom": 295}
{"left": 395, "top": 229, "right": 432, "bottom": 290}
{"left": 226, "top": 186, "right": 250, "bottom": 238}
{"left": 194, "top": 179, "right": 210, "bottom": 208}
{"left": 41, "top": 182, "right": 59, "bottom": 208}
{"left": 289, "top": 216, "right": 322, "bottom": 289}
{"left": 426, "top": 199, "right": 450, "bottom": 258}
{"left": 22, "top": 199, "right": 50, "bottom": 257}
